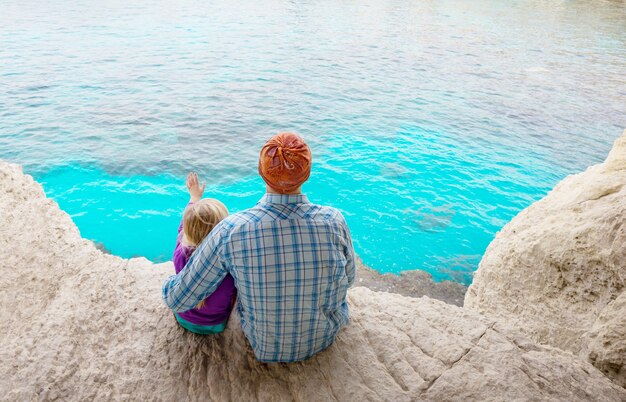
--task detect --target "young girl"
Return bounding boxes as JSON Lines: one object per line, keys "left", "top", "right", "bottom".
{"left": 172, "top": 172, "right": 236, "bottom": 334}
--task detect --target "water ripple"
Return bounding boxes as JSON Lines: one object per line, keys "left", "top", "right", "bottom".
{"left": 1, "top": 0, "right": 625, "bottom": 283}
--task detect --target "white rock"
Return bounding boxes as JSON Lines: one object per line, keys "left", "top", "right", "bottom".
{"left": 1, "top": 160, "right": 624, "bottom": 400}
{"left": 583, "top": 291, "right": 626, "bottom": 388}
{"left": 466, "top": 129, "right": 626, "bottom": 387}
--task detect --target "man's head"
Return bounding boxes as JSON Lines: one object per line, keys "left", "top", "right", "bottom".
{"left": 258, "top": 132, "right": 312, "bottom": 194}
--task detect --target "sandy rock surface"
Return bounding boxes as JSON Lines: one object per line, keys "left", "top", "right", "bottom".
{"left": 1, "top": 160, "right": 625, "bottom": 401}
{"left": 465, "top": 129, "right": 626, "bottom": 387}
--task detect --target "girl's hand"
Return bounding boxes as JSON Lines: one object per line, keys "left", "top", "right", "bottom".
{"left": 186, "top": 172, "right": 206, "bottom": 203}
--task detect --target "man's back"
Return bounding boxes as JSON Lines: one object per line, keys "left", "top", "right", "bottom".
{"left": 163, "top": 193, "right": 356, "bottom": 362}
{"left": 225, "top": 193, "right": 355, "bottom": 361}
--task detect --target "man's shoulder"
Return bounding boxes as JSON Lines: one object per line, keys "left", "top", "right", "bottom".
{"left": 303, "top": 203, "right": 344, "bottom": 222}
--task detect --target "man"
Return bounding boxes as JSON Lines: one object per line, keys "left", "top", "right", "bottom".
{"left": 162, "top": 132, "right": 356, "bottom": 363}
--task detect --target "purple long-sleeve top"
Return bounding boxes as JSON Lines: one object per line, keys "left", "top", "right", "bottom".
{"left": 173, "top": 206, "right": 236, "bottom": 326}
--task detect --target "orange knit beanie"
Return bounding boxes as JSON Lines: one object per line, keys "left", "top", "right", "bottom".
{"left": 258, "top": 132, "right": 312, "bottom": 192}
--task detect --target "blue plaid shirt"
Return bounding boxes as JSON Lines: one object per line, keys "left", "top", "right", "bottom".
{"left": 162, "top": 193, "right": 356, "bottom": 362}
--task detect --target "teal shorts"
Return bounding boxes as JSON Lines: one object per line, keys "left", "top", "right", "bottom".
{"left": 175, "top": 314, "right": 227, "bottom": 335}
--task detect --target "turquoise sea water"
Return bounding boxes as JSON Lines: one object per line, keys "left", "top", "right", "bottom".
{"left": 1, "top": 0, "right": 625, "bottom": 284}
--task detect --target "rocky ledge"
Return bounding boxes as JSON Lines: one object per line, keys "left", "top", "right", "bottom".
{"left": 356, "top": 261, "right": 467, "bottom": 306}
{"left": 1, "top": 130, "right": 625, "bottom": 401}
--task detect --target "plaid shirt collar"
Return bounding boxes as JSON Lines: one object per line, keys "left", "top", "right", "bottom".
{"left": 258, "top": 193, "right": 310, "bottom": 205}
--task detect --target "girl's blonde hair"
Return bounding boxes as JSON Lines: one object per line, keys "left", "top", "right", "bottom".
{"left": 183, "top": 199, "right": 229, "bottom": 309}
{"left": 183, "top": 198, "right": 229, "bottom": 248}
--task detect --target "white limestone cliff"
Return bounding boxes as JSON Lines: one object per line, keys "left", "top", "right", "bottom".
{"left": 1, "top": 140, "right": 625, "bottom": 400}
{"left": 466, "top": 129, "right": 626, "bottom": 388}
